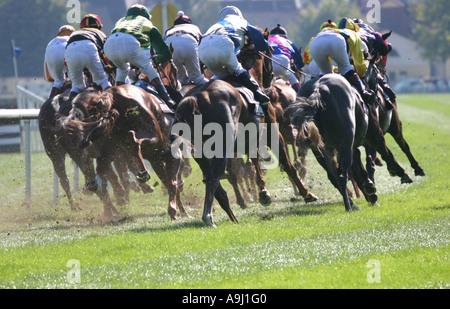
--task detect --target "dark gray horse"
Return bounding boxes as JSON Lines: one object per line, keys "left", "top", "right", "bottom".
{"left": 286, "top": 73, "right": 413, "bottom": 210}
{"left": 285, "top": 74, "right": 370, "bottom": 211}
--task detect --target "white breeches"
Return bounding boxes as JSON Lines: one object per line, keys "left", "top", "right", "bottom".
{"left": 308, "top": 33, "right": 353, "bottom": 76}
{"left": 104, "top": 32, "right": 159, "bottom": 83}
{"left": 166, "top": 34, "right": 207, "bottom": 85}
{"left": 198, "top": 34, "right": 245, "bottom": 79}
{"left": 65, "top": 40, "right": 111, "bottom": 93}
{"left": 45, "top": 42, "right": 67, "bottom": 89}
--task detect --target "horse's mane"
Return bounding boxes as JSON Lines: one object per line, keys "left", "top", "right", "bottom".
{"left": 68, "top": 91, "right": 119, "bottom": 147}
{"left": 284, "top": 89, "right": 325, "bottom": 150}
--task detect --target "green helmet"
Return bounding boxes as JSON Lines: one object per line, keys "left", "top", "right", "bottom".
{"left": 126, "top": 4, "right": 151, "bottom": 20}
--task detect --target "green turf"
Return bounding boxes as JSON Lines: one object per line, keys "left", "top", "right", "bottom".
{"left": 0, "top": 93, "right": 449, "bottom": 289}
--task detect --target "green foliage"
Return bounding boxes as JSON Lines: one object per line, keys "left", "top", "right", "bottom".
{"left": 0, "top": 0, "right": 69, "bottom": 77}
{"left": 286, "top": 0, "right": 362, "bottom": 49}
{"left": 409, "top": 0, "right": 450, "bottom": 74}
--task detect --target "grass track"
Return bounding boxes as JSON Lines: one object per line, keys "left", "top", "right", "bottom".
{"left": 0, "top": 94, "right": 449, "bottom": 289}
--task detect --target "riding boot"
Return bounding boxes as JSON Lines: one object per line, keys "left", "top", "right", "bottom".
{"left": 149, "top": 77, "right": 177, "bottom": 110}
{"left": 49, "top": 87, "right": 61, "bottom": 99}
{"left": 236, "top": 71, "right": 271, "bottom": 118}
{"left": 115, "top": 81, "right": 126, "bottom": 86}
{"left": 379, "top": 77, "right": 396, "bottom": 102}
{"left": 344, "top": 70, "right": 376, "bottom": 105}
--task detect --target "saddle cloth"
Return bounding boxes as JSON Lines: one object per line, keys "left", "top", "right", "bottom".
{"left": 227, "top": 81, "right": 265, "bottom": 117}
{"left": 134, "top": 80, "right": 174, "bottom": 114}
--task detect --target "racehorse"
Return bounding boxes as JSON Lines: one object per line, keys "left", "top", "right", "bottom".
{"left": 173, "top": 28, "right": 318, "bottom": 227}
{"left": 39, "top": 88, "right": 140, "bottom": 216}
{"left": 285, "top": 74, "right": 372, "bottom": 211}
{"left": 69, "top": 55, "right": 190, "bottom": 221}
{"left": 288, "top": 73, "right": 414, "bottom": 210}
{"left": 364, "top": 56, "right": 425, "bottom": 184}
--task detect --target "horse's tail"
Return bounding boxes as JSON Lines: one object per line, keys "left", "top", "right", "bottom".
{"left": 284, "top": 90, "right": 324, "bottom": 151}
{"left": 170, "top": 95, "right": 199, "bottom": 155}
{"left": 67, "top": 91, "right": 119, "bottom": 148}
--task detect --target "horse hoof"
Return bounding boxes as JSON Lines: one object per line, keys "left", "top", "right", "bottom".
{"left": 258, "top": 190, "right": 272, "bottom": 206}
{"left": 401, "top": 174, "right": 413, "bottom": 184}
{"left": 202, "top": 215, "right": 216, "bottom": 228}
{"left": 367, "top": 193, "right": 378, "bottom": 205}
{"left": 136, "top": 171, "right": 150, "bottom": 183}
{"left": 415, "top": 168, "right": 426, "bottom": 177}
{"left": 363, "top": 182, "right": 377, "bottom": 196}
{"left": 304, "top": 192, "right": 318, "bottom": 203}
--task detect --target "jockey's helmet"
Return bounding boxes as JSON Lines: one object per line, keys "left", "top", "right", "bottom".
{"left": 219, "top": 6, "right": 243, "bottom": 19}
{"left": 338, "top": 18, "right": 359, "bottom": 32}
{"left": 57, "top": 25, "right": 75, "bottom": 37}
{"left": 320, "top": 20, "right": 337, "bottom": 31}
{"left": 80, "top": 14, "right": 103, "bottom": 30}
{"left": 126, "top": 4, "right": 151, "bottom": 20}
{"left": 270, "top": 24, "right": 287, "bottom": 37}
{"left": 174, "top": 11, "right": 192, "bottom": 25}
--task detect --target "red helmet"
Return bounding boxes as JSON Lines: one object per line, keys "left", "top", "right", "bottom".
{"left": 80, "top": 14, "right": 103, "bottom": 30}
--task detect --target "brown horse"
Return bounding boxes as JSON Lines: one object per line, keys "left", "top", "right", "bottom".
{"left": 172, "top": 31, "right": 318, "bottom": 227}
{"left": 70, "top": 83, "right": 189, "bottom": 221}
{"left": 39, "top": 88, "right": 146, "bottom": 215}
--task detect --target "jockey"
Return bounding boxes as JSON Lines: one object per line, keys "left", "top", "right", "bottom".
{"left": 64, "top": 14, "right": 112, "bottom": 102}
{"left": 104, "top": 4, "right": 176, "bottom": 110}
{"left": 164, "top": 11, "right": 208, "bottom": 85}
{"left": 303, "top": 19, "right": 376, "bottom": 104}
{"left": 198, "top": 6, "right": 271, "bottom": 118}
{"left": 44, "top": 25, "right": 75, "bottom": 99}
{"left": 268, "top": 24, "right": 303, "bottom": 92}
{"left": 352, "top": 18, "right": 396, "bottom": 106}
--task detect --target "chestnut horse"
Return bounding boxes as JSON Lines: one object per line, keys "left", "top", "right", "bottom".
{"left": 39, "top": 88, "right": 146, "bottom": 215}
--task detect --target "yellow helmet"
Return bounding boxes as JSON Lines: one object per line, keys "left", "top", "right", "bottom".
{"left": 320, "top": 20, "right": 337, "bottom": 31}
{"left": 338, "top": 18, "right": 359, "bottom": 32}
{"left": 57, "top": 25, "right": 75, "bottom": 37}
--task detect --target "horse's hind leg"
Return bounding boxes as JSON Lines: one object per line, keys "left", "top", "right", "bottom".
{"left": 214, "top": 182, "right": 239, "bottom": 224}
{"left": 366, "top": 113, "right": 413, "bottom": 184}
{"left": 387, "top": 105, "right": 425, "bottom": 176}
{"left": 49, "top": 152, "right": 74, "bottom": 209}
{"left": 95, "top": 155, "right": 119, "bottom": 220}
{"left": 227, "top": 159, "right": 248, "bottom": 209}
{"left": 273, "top": 130, "right": 318, "bottom": 203}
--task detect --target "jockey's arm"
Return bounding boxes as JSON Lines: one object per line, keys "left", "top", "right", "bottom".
{"left": 246, "top": 24, "right": 269, "bottom": 52}
{"left": 148, "top": 27, "right": 171, "bottom": 64}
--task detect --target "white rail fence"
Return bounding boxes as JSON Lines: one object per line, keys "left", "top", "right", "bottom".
{"left": 0, "top": 86, "right": 79, "bottom": 206}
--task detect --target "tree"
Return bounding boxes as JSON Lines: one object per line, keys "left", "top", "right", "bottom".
{"left": 409, "top": 0, "right": 450, "bottom": 79}
{"left": 286, "top": 0, "right": 362, "bottom": 50}
{"left": 0, "top": 0, "right": 69, "bottom": 77}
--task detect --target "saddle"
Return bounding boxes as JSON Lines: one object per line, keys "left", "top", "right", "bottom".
{"left": 134, "top": 79, "right": 174, "bottom": 114}
{"left": 224, "top": 79, "right": 265, "bottom": 117}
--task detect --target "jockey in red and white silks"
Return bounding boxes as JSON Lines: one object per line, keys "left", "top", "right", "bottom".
{"left": 64, "top": 14, "right": 111, "bottom": 101}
